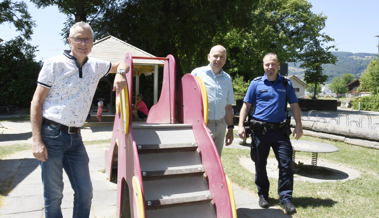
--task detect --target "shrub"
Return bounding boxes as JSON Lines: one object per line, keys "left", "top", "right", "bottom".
{"left": 351, "top": 95, "right": 379, "bottom": 111}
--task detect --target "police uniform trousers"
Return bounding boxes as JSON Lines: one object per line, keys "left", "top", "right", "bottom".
{"left": 250, "top": 126, "right": 293, "bottom": 203}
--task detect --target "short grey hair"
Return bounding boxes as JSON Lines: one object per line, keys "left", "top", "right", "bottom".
{"left": 69, "top": 21, "right": 94, "bottom": 39}
{"left": 263, "top": 52, "right": 278, "bottom": 62}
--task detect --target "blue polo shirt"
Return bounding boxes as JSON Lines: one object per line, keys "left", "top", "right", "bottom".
{"left": 244, "top": 74, "right": 298, "bottom": 123}
{"left": 191, "top": 65, "right": 234, "bottom": 120}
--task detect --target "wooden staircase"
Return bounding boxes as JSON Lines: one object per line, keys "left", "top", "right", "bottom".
{"left": 132, "top": 123, "right": 217, "bottom": 218}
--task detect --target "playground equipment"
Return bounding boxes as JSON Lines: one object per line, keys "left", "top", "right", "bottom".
{"left": 105, "top": 54, "right": 236, "bottom": 218}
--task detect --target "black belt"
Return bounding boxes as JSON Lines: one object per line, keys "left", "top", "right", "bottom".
{"left": 43, "top": 118, "right": 81, "bottom": 134}
{"left": 250, "top": 119, "right": 286, "bottom": 129}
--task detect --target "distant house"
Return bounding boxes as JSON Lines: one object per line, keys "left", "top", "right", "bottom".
{"left": 287, "top": 75, "right": 307, "bottom": 98}
{"left": 347, "top": 79, "right": 360, "bottom": 95}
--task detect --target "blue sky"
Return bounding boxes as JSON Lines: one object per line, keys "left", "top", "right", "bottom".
{"left": 0, "top": 0, "right": 378, "bottom": 61}
{"left": 308, "top": 0, "right": 379, "bottom": 54}
{"left": 0, "top": 1, "right": 66, "bottom": 61}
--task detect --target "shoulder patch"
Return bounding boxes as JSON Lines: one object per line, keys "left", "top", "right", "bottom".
{"left": 253, "top": 76, "right": 262, "bottom": 81}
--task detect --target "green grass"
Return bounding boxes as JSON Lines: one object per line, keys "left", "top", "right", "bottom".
{"left": 0, "top": 115, "right": 30, "bottom": 122}
{"left": 0, "top": 144, "right": 30, "bottom": 159}
{"left": 222, "top": 136, "right": 379, "bottom": 218}
{"left": 83, "top": 139, "right": 112, "bottom": 145}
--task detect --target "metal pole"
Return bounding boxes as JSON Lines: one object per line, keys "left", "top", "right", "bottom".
{"left": 154, "top": 65, "right": 158, "bottom": 104}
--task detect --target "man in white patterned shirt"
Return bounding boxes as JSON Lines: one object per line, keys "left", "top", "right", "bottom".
{"left": 30, "top": 21, "right": 129, "bottom": 218}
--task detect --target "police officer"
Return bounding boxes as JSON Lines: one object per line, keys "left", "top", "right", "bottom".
{"left": 237, "top": 52, "right": 303, "bottom": 214}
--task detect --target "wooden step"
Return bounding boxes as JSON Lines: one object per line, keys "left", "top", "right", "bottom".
{"left": 142, "top": 164, "right": 204, "bottom": 177}
{"left": 139, "top": 151, "right": 203, "bottom": 177}
{"left": 132, "top": 123, "right": 195, "bottom": 146}
{"left": 132, "top": 123, "right": 192, "bottom": 129}
{"left": 137, "top": 142, "right": 198, "bottom": 153}
{"left": 146, "top": 201, "right": 217, "bottom": 218}
{"left": 143, "top": 174, "right": 209, "bottom": 202}
{"left": 146, "top": 190, "right": 212, "bottom": 207}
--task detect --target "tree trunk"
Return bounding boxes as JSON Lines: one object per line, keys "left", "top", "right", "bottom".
{"left": 312, "top": 83, "right": 318, "bottom": 99}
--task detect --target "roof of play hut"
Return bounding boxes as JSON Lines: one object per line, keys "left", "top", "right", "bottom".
{"left": 89, "top": 35, "right": 164, "bottom": 75}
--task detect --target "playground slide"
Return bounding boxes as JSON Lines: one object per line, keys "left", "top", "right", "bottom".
{"left": 104, "top": 54, "right": 236, "bottom": 218}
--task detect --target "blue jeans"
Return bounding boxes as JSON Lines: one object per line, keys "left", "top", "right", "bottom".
{"left": 41, "top": 122, "right": 93, "bottom": 218}
{"left": 250, "top": 128, "right": 293, "bottom": 203}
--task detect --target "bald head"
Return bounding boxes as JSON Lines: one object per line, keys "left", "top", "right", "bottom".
{"left": 208, "top": 45, "right": 227, "bottom": 74}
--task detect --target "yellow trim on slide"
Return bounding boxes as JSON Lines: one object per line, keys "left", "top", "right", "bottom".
{"left": 196, "top": 76, "right": 209, "bottom": 125}
{"left": 132, "top": 176, "right": 145, "bottom": 218}
{"left": 226, "top": 175, "right": 237, "bottom": 218}
{"left": 119, "top": 86, "right": 130, "bottom": 135}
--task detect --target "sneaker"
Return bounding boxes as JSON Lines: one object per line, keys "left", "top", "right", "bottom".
{"left": 281, "top": 201, "right": 296, "bottom": 214}
{"left": 259, "top": 197, "right": 270, "bottom": 208}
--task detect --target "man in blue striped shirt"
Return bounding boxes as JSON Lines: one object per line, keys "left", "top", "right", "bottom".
{"left": 191, "top": 45, "right": 235, "bottom": 156}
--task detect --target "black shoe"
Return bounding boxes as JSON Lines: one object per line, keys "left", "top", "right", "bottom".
{"left": 259, "top": 197, "right": 270, "bottom": 208}
{"left": 281, "top": 202, "right": 296, "bottom": 214}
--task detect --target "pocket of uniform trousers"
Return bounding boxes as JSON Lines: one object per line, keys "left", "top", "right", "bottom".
{"left": 250, "top": 141, "right": 257, "bottom": 162}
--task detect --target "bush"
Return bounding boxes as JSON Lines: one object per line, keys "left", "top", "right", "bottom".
{"left": 351, "top": 95, "right": 379, "bottom": 111}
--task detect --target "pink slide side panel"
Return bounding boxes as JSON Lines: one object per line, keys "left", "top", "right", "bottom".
{"left": 114, "top": 53, "right": 145, "bottom": 217}
{"left": 125, "top": 54, "right": 134, "bottom": 124}
{"left": 146, "top": 55, "right": 176, "bottom": 124}
{"left": 179, "top": 74, "right": 233, "bottom": 217}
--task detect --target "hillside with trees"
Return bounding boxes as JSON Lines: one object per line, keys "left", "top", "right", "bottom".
{"left": 289, "top": 52, "right": 377, "bottom": 82}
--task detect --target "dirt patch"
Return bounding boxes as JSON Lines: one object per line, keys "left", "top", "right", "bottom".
{"left": 239, "top": 156, "right": 361, "bottom": 183}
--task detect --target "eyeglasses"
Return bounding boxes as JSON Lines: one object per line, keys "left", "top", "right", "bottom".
{"left": 70, "top": 37, "right": 92, "bottom": 44}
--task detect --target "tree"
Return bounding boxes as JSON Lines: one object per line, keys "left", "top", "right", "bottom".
{"left": 301, "top": 39, "right": 336, "bottom": 99}
{"left": 329, "top": 77, "right": 348, "bottom": 96}
{"left": 93, "top": 0, "right": 256, "bottom": 76}
{"left": 341, "top": 73, "right": 355, "bottom": 86}
{"left": 93, "top": 0, "right": 335, "bottom": 82}
{"left": 30, "top": 0, "right": 118, "bottom": 39}
{"left": 359, "top": 58, "right": 379, "bottom": 94}
{"left": 220, "top": 0, "right": 336, "bottom": 81}
{"left": 0, "top": 0, "right": 35, "bottom": 39}
{"left": 0, "top": 37, "right": 41, "bottom": 107}
{"left": 306, "top": 83, "right": 321, "bottom": 96}
{"left": 0, "top": 1, "right": 40, "bottom": 108}
{"left": 329, "top": 73, "right": 355, "bottom": 96}
{"left": 232, "top": 75, "right": 250, "bottom": 100}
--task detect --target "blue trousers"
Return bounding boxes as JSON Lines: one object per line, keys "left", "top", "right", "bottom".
{"left": 41, "top": 122, "right": 93, "bottom": 218}
{"left": 250, "top": 128, "right": 293, "bottom": 203}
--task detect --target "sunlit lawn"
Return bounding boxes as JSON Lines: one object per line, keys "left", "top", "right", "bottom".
{"left": 222, "top": 136, "right": 379, "bottom": 217}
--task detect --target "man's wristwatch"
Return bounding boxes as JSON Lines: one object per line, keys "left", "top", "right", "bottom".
{"left": 227, "top": 125, "right": 234, "bottom": 130}
{"left": 117, "top": 68, "right": 126, "bottom": 75}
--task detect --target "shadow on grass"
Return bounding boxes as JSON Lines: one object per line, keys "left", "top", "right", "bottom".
{"left": 0, "top": 132, "right": 32, "bottom": 142}
{"left": 237, "top": 197, "right": 336, "bottom": 218}
{"left": 293, "top": 196, "right": 337, "bottom": 208}
{"left": 294, "top": 164, "right": 349, "bottom": 180}
{"left": 237, "top": 207, "right": 290, "bottom": 218}
{"left": 0, "top": 158, "right": 39, "bottom": 196}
